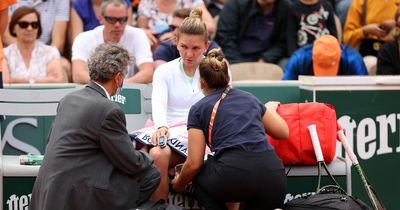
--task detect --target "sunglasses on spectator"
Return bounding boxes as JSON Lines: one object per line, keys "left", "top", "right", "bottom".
{"left": 103, "top": 16, "right": 128, "bottom": 24}
{"left": 169, "top": 25, "right": 179, "bottom": 31}
{"left": 17, "top": 21, "right": 39, "bottom": 29}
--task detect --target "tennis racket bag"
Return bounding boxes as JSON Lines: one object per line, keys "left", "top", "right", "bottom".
{"left": 284, "top": 124, "right": 371, "bottom": 210}
{"left": 267, "top": 102, "right": 340, "bottom": 165}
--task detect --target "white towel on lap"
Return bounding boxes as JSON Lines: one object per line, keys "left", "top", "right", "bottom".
{"left": 131, "top": 120, "right": 212, "bottom": 158}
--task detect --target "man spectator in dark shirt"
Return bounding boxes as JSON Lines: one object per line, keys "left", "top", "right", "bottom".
{"left": 215, "top": 0, "right": 289, "bottom": 65}
{"left": 286, "top": 0, "right": 337, "bottom": 55}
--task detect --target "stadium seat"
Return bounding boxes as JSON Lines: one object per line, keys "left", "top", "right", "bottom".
{"left": 229, "top": 62, "right": 284, "bottom": 81}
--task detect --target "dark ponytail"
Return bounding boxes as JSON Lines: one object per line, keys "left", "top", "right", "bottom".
{"left": 199, "top": 48, "right": 229, "bottom": 89}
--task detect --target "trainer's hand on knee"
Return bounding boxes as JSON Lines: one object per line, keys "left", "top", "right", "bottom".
{"left": 171, "top": 177, "right": 185, "bottom": 193}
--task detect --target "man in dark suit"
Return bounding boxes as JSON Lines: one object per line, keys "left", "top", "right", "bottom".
{"left": 30, "top": 43, "right": 160, "bottom": 210}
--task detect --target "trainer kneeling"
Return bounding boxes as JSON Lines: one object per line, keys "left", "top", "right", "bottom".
{"left": 171, "top": 49, "right": 289, "bottom": 210}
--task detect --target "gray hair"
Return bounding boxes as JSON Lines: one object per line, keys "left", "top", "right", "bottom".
{"left": 100, "top": 0, "right": 128, "bottom": 16}
{"left": 88, "top": 43, "right": 132, "bottom": 82}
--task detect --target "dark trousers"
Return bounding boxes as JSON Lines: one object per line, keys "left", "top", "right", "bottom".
{"left": 193, "top": 149, "right": 287, "bottom": 210}
{"left": 137, "top": 165, "right": 161, "bottom": 205}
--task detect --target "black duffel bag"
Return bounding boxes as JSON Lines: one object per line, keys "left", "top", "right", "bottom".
{"left": 285, "top": 185, "right": 371, "bottom": 210}
{"left": 133, "top": 199, "right": 185, "bottom": 210}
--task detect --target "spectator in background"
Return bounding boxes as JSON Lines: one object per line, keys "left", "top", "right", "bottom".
{"left": 2, "top": 7, "right": 66, "bottom": 84}
{"left": 5, "top": 0, "right": 69, "bottom": 53}
{"left": 72, "top": 0, "right": 154, "bottom": 84}
{"left": 215, "top": 0, "right": 288, "bottom": 66}
{"left": 4, "top": 0, "right": 71, "bottom": 81}
{"left": 344, "top": 0, "right": 399, "bottom": 54}
{"left": 154, "top": 8, "right": 220, "bottom": 68}
{"left": 287, "top": 0, "right": 337, "bottom": 55}
{"left": 69, "top": 0, "right": 133, "bottom": 45}
{"left": 344, "top": 0, "right": 399, "bottom": 74}
{"left": 377, "top": 7, "right": 400, "bottom": 75}
{"left": 206, "top": 0, "right": 225, "bottom": 17}
{"left": 0, "top": 0, "right": 17, "bottom": 88}
{"left": 137, "top": 0, "right": 216, "bottom": 48}
{"left": 283, "top": 35, "right": 367, "bottom": 80}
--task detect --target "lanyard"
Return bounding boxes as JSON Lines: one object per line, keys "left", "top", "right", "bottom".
{"left": 208, "top": 87, "right": 231, "bottom": 147}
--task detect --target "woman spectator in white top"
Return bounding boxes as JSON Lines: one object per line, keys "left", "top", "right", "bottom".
{"left": 132, "top": 8, "right": 212, "bottom": 202}
{"left": 2, "top": 7, "right": 65, "bottom": 84}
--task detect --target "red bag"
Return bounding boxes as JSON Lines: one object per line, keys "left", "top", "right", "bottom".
{"left": 267, "top": 102, "right": 340, "bottom": 165}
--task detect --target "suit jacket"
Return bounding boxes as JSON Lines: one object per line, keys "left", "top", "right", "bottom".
{"left": 30, "top": 82, "right": 155, "bottom": 210}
